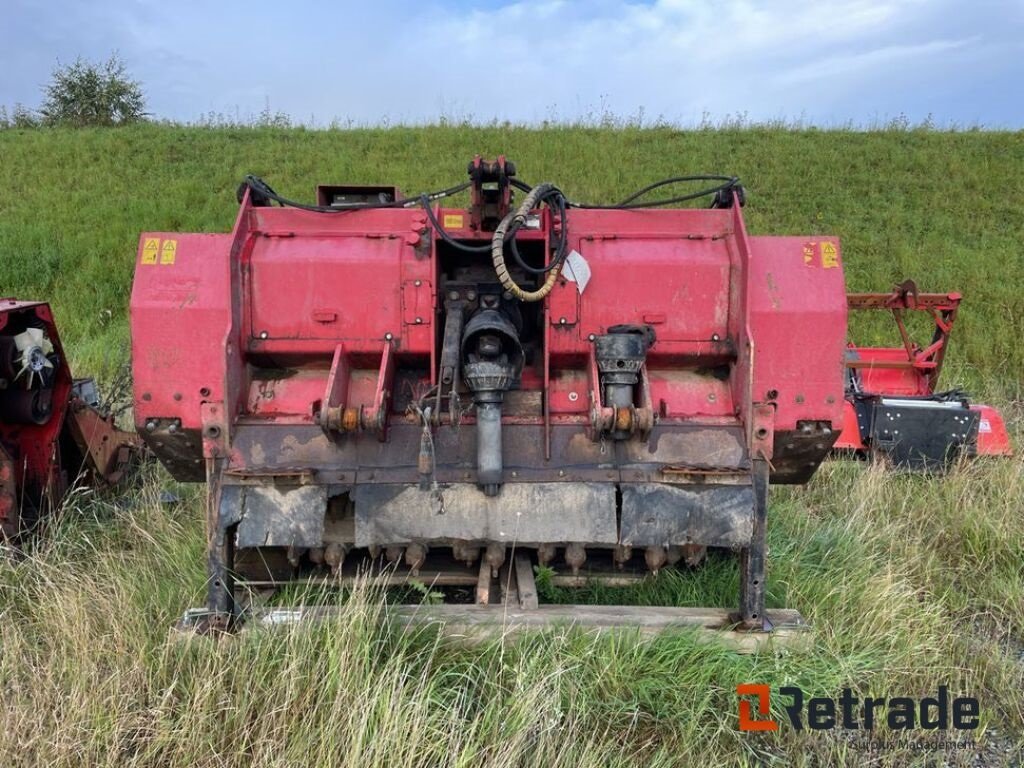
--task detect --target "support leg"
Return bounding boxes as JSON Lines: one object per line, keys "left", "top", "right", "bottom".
{"left": 738, "top": 458, "right": 768, "bottom": 630}
{"left": 204, "top": 459, "right": 236, "bottom": 632}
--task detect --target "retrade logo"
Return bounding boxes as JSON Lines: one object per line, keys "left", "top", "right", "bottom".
{"left": 737, "top": 684, "right": 778, "bottom": 731}
{"left": 736, "top": 685, "right": 979, "bottom": 732}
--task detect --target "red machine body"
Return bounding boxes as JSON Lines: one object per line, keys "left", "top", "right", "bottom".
{"left": 835, "top": 283, "right": 1011, "bottom": 462}
{"left": 131, "top": 158, "right": 848, "bottom": 631}
{"left": 0, "top": 299, "right": 139, "bottom": 538}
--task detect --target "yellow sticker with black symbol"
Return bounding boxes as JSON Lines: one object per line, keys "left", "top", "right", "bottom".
{"left": 820, "top": 241, "right": 838, "bottom": 269}
{"left": 443, "top": 214, "right": 464, "bottom": 229}
{"left": 160, "top": 239, "right": 177, "bottom": 265}
{"left": 142, "top": 237, "right": 160, "bottom": 265}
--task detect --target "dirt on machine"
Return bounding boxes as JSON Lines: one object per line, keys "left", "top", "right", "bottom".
{"left": 129, "top": 156, "right": 1010, "bottom": 643}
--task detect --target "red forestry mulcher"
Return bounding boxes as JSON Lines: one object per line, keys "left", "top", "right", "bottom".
{"left": 128, "top": 157, "right": 1010, "bottom": 643}
{"left": 0, "top": 299, "right": 142, "bottom": 540}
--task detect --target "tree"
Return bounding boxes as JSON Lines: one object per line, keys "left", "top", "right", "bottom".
{"left": 40, "top": 54, "right": 146, "bottom": 127}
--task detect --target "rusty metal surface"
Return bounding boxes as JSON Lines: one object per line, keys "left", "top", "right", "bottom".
{"left": 353, "top": 482, "right": 617, "bottom": 546}
{"left": 618, "top": 482, "right": 753, "bottom": 548}
{"left": 228, "top": 484, "right": 329, "bottom": 549}
{"left": 64, "top": 397, "right": 142, "bottom": 484}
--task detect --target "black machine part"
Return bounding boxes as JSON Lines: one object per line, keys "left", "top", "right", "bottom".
{"left": 594, "top": 324, "right": 656, "bottom": 439}
{"left": 461, "top": 309, "right": 525, "bottom": 496}
{"left": 858, "top": 394, "right": 979, "bottom": 470}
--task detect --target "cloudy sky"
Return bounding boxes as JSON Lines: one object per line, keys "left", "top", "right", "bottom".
{"left": 2, "top": 0, "right": 1022, "bottom": 127}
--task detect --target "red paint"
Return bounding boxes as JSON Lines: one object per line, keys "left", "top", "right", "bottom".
{"left": 131, "top": 173, "right": 851, "bottom": 480}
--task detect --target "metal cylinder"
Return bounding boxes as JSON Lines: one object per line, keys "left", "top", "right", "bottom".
{"left": 462, "top": 308, "right": 524, "bottom": 497}
{"left": 475, "top": 399, "right": 504, "bottom": 497}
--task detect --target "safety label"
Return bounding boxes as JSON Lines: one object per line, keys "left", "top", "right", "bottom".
{"left": 821, "top": 241, "right": 839, "bottom": 268}
{"left": 142, "top": 237, "right": 160, "bottom": 265}
{"left": 160, "top": 239, "right": 177, "bottom": 265}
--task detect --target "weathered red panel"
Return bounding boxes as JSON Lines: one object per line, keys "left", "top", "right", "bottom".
{"left": 746, "top": 236, "right": 848, "bottom": 431}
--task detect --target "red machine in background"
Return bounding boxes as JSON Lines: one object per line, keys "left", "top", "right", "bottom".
{"left": 0, "top": 299, "right": 140, "bottom": 539}
{"left": 836, "top": 281, "right": 1011, "bottom": 467}
{"left": 131, "top": 156, "right": 849, "bottom": 636}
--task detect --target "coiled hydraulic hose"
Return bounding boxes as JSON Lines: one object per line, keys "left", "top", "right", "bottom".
{"left": 491, "top": 183, "right": 565, "bottom": 302}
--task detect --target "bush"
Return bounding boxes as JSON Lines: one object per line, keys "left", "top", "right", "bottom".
{"left": 40, "top": 54, "right": 146, "bottom": 127}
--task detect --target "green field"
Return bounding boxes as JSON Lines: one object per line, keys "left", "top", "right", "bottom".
{"left": 0, "top": 125, "right": 1021, "bottom": 766}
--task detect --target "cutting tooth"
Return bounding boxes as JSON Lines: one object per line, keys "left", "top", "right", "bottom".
{"left": 564, "top": 543, "right": 586, "bottom": 576}
{"left": 308, "top": 547, "right": 325, "bottom": 566}
{"left": 679, "top": 544, "right": 706, "bottom": 568}
{"left": 485, "top": 543, "right": 505, "bottom": 577}
{"left": 405, "top": 543, "right": 428, "bottom": 575}
{"left": 536, "top": 543, "right": 557, "bottom": 567}
{"left": 613, "top": 544, "right": 632, "bottom": 570}
{"left": 324, "top": 543, "right": 348, "bottom": 575}
{"left": 385, "top": 546, "right": 404, "bottom": 566}
{"left": 452, "top": 541, "right": 479, "bottom": 567}
{"left": 286, "top": 546, "right": 306, "bottom": 568}
{"left": 644, "top": 546, "right": 667, "bottom": 574}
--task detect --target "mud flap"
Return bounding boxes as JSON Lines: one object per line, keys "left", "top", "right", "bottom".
{"left": 618, "top": 483, "right": 754, "bottom": 548}
{"left": 227, "top": 484, "right": 329, "bottom": 549}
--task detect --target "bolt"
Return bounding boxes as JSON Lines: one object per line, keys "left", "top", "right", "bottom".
{"left": 385, "top": 332, "right": 394, "bottom": 341}
{"left": 588, "top": 334, "right": 596, "bottom": 342}
{"left": 449, "top": 291, "right": 460, "bottom": 301}
{"left": 414, "top": 279, "right": 422, "bottom": 287}
{"left": 711, "top": 333, "right": 720, "bottom": 341}
{"left": 415, "top": 317, "right": 422, "bottom": 324}
{"left": 466, "top": 290, "right": 477, "bottom": 301}
{"left": 259, "top": 331, "right": 268, "bottom": 339}
{"left": 168, "top": 422, "right": 179, "bottom": 434}
{"left": 173, "top": 392, "right": 182, "bottom": 401}
{"left": 559, "top": 317, "right": 566, "bottom": 324}
{"left": 708, "top": 392, "right": 716, "bottom": 402}
{"left": 558, "top": 469, "right": 565, "bottom": 477}
{"left": 145, "top": 420, "right": 157, "bottom": 432}
{"left": 568, "top": 391, "right": 579, "bottom": 402}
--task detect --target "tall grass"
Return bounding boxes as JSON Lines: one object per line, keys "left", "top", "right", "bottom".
{"left": 0, "top": 125, "right": 1022, "bottom": 765}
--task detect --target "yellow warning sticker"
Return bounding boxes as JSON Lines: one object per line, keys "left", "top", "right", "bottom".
{"left": 820, "top": 241, "right": 839, "bottom": 269}
{"left": 443, "top": 214, "right": 464, "bottom": 229}
{"left": 142, "top": 237, "right": 160, "bottom": 265}
{"left": 160, "top": 239, "right": 177, "bottom": 265}
{"left": 802, "top": 242, "right": 816, "bottom": 266}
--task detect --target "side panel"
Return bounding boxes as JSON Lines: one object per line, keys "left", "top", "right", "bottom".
{"left": 747, "top": 236, "right": 847, "bottom": 432}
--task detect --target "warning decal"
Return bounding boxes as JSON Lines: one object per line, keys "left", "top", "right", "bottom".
{"left": 142, "top": 237, "right": 160, "bottom": 265}
{"left": 443, "top": 214, "right": 464, "bottom": 229}
{"left": 820, "top": 241, "right": 839, "bottom": 268}
{"left": 160, "top": 239, "right": 177, "bottom": 265}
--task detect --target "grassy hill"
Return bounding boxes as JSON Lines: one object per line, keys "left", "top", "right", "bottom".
{"left": 0, "top": 125, "right": 1021, "bottom": 766}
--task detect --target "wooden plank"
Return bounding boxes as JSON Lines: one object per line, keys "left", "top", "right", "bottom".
{"left": 241, "top": 570, "right": 480, "bottom": 589}
{"left": 241, "top": 604, "right": 810, "bottom": 654}
{"left": 475, "top": 558, "right": 492, "bottom": 605}
{"left": 514, "top": 553, "right": 538, "bottom": 610}
{"left": 384, "top": 606, "right": 810, "bottom": 653}
{"left": 550, "top": 572, "right": 645, "bottom": 588}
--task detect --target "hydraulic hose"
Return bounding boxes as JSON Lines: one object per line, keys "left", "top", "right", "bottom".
{"left": 491, "top": 183, "right": 564, "bottom": 302}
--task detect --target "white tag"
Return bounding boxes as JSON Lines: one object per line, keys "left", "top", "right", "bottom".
{"left": 562, "top": 249, "right": 591, "bottom": 295}
{"left": 979, "top": 419, "right": 991, "bottom": 433}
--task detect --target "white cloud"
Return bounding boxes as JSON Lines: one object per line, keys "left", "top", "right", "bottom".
{"left": 1, "top": 0, "right": 1020, "bottom": 125}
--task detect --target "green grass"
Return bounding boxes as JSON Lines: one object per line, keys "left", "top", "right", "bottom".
{"left": 0, "top": 124, "right": 1022, "bottom": 766}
